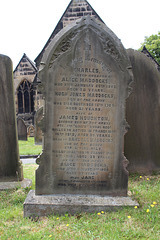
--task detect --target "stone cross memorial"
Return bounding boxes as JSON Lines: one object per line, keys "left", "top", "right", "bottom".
{"left": 24, "top": 17, "right": 137, "bottom": 216}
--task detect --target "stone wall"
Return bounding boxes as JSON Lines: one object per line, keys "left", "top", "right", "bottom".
{"left": 14, "top": 54, "right": 37, "bottom": 113}
{"left": 13, "top": 54, "right": 37, "bottom": 127}
{"left": 62, "top": 0, "right": 99, "bottom": 28}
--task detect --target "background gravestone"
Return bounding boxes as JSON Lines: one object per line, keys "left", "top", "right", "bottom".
{"left": 17, "top": 118, "right": 27, "bottom": 141}
{"left": 36, "top": 16, "right": 132, "bottom": 196}
{"left": 34, "top": 107, "right": 43, "bottom": 145}
{"left": 125, "top": 49, "right": 160, "bottom": 174}
{"left": 0, "top": 54, "right": 23, "bottom": 181}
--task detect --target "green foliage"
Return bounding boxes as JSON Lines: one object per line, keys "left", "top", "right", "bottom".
{"left": 0, "top": 165, "right": 160, "bottom": 239}
{"left": 139, "top": 31, "right": 160, "bottom": 64}
{"left": 18, "top": 137, "right": 42, "bottom": 155}
{"left": 23, "top": 164, "right": 38, "bottom": 189}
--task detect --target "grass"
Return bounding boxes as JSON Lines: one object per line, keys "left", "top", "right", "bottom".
{"left": 18, "top": 137, "right": 42, "bottom": 156}
{"left": 0, "top": 165, "right": 159, "bottom": 240}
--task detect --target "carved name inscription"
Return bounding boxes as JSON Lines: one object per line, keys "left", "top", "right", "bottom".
{"left": 50, "top": 30, "right": 119, "bottom": 189}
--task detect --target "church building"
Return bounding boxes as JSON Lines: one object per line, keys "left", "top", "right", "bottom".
{"left": 13, "top": 0, "right": 102, "bottom": 128}
{"left": 13, "top": 0, "right": 160, "bottom": 130}
{"left": 13, "top": 53, "right": 37, "bottom": 127}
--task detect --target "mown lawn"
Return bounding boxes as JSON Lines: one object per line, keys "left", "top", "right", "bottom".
{"left": 18, "top": 137, "right": 42, "bottom": 156}
{"left": 0, "top": 164, "right": 159, "bottom": 240}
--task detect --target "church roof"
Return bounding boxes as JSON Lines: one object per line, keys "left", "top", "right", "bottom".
{"left": 14, "top": 53, "right": 37, "bottom": 73}
{"left": 35, "top": 0, "right": 104, "bottom": 67}
{"left": 141, "top": 46, "right": 160, "bottom": 71}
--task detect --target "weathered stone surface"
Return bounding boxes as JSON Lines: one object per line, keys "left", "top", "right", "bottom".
{"left": 24, "top": 190, "right": 138, "bottom": 217}
{"left": 17, "top": 118, "right": 27, "bottom": 141}
{"left": 0, "top": 54, "right": 23, "bottom": 181}
{"left": 36, "top": 16, "right": 132, "bottom": 196}
{"left": 0, "top": 178, "right": 32, "bottom": 190}
{"left": 34, "top": 107, "right": 43, "bottom": 145}
{"left": 125, "top": 49, "right": 160, "bottom": 174}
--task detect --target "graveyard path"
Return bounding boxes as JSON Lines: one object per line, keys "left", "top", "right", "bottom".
{"left": 21, "top": 158, "right": 36, "bottom": 164}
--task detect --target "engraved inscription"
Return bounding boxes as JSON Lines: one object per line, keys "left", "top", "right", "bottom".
{"left": 51, "top": 47, "right": 118, "bottom": 188}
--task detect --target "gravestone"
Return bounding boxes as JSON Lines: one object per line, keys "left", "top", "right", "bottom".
{"left": 24, "top": 17, "right": 138, "bottom": 217}
{"left": 27, "top": 125, "right": 35, "bottom": 137}
{"left": 34, "top": 107, "right": 43, "bottom": 145}
{"left": 17, "top": 118, "right": 27, "bottom": 141}
{"left": 125, "top": 49, "right": 160, "bottom": 174}
{"left": 0, "top": 54, "right": 23, "bottom": 181}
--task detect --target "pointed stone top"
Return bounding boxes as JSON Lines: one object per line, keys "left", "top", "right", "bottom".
{"left": 14, "top": 53, "right": 37, "bottom": 73}
{"left": 141, "top": 45, "right": 160, "bottom": 71}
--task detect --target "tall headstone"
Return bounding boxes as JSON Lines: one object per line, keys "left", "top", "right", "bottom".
{"left": 34, "top": 107, "right": 43, "bottom": 145}
{"left": 17, "top": 118, "right": 27, "bottom": 141}
{"left": 36, "top": 16, "right": 133, "bottom": 195}
{"left": 125, "top": 49, "right": 160, "bottom": 173}
{"left": 24, "top": 17, "right": 137, "bottom": 217}
{"left": 0, "top": 54, "right": 23, "bottom": 181}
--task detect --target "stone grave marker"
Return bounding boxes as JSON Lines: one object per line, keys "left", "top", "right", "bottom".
{"left": 34, "top": 107, "right": 43, "bottom": 145}
{"left": 0, "top": 54, "right": 23, "bottom": 183}
{"left": 27, "top": 125, "right": 35, "bottom": 137}
{"left": 125, "top": 49, "right": 160, "bottom": 174}
{"left": 24, "top": 17, "right": 138, "bottom": 217}
{"left": 17, "top": 118, "right": 27, "bottom": 141}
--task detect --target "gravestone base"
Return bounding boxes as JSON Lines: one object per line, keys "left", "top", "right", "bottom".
{"left": 24, "top": 190, "right": 138, "bottom": 217}
{"left": 0, "top": 178, "right": 32, "bottom": 190}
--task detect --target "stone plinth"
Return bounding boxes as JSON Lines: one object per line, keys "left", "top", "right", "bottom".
{"left": 24, "top": 190, "right": 138, "bottom": 217}
{"left": 0, "top": 179, "right": 32, "bottom": 190}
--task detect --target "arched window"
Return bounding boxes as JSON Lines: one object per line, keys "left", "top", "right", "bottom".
{"left": 17, "top": 80, "right": 34, "bottom": 113}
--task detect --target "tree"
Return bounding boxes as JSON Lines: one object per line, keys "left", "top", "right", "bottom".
{"left": 139, "top": 32, "right": 160, "bottom": 64}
